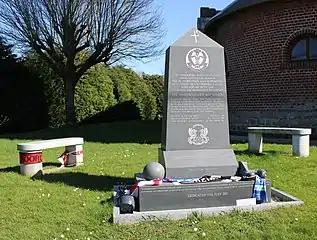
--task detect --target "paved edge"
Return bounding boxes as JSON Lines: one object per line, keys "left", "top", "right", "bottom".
{"left": 112, "top": 186, "right": 304, "bottom": 225}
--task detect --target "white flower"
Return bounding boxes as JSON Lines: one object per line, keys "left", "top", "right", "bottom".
{"left": 83, "top": 203, "right": 86, "bottom": 206}
{"left": 74, "top": 188, "right": 79, "bottom": 192}
{"left": 87, "top": 238, "right": 90, "bottom": 240}
{"left": 295, "top": 218, "right": 299, "bottom": 221}
{"left": 194, "top": 227, "right": 198, "bottom": 232}
{"left": 122, "top": 172, "right": 125, "bottom": 175}
{"left": 66, "top": 227, "right": 70, "bottom": 231}
{"left": 40, "top": 188, "right": 42, "bottom": 191}
{"left": 61, "top": 234, "right": 65, "bottom": 238}
{"left": 102, "top": 220, "right": 106, "bottom": 223}
{"left": 79, "top": 193, "right": 82, "bottom": 196}
{"left": 89, "top": 232, "right": 93, "bottom": 235}
{"left": 47, "top": 193, "right": 51, "bottom": 197}
{"left": 202, "top": 232, "right": 206, "bottom": 237}
{"left": 42, "top": 193, "right": 45, "bottom": 197}
{"left": 97, "top": 196, "right": 100, "bottom": 200}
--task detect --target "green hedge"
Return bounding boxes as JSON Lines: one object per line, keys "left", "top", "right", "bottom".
{"left": 75, "top": 64, "right": 117, "bottom": 123}
{"left": 24, "top": 52, "right": 161, "bottom": 127}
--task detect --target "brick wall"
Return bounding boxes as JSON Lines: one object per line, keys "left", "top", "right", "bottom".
{"left": 205, "top": 0, "right": 317, "bottom": 136}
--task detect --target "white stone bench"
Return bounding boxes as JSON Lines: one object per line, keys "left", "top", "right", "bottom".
{"left": 17, "top": 137, "right": 84, "bottom": 176}
{"left": 247, "top": 127, "right": 311, "bottom": 157}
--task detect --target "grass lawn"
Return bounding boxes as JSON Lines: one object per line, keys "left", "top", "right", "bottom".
{"left": 1, "top": 121, "right": 317, "bottom": 240}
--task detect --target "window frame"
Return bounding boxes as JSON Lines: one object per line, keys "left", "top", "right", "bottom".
{"left": 290, "top": 34, "right": 317, "bottom": 62}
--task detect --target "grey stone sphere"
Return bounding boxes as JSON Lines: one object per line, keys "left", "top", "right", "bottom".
{"left": 143, "top": 162, "right": 165, "bottom": 180}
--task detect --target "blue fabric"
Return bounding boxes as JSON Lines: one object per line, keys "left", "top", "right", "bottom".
{"left": 252, "top": 175, "right": 268, "bottom": 202}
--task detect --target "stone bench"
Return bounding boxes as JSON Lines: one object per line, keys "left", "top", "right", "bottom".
{"left": 17, "top": 137, "right": 84, "bottom": 176}
{"left": 247, "top": 127, "right": 311, "bottom": 157}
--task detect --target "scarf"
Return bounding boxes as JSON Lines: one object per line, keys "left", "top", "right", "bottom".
{"left": 252, "top": 175, "right": 268, "bottom": 203}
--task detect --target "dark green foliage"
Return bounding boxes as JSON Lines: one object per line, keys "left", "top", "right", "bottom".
{"left": 23, "top": 52, "right": 160, "bottom": 127}
{"left": 24, "top": 53, "right": 117, "bottom": 127}
{"left": 108, "top": 66, "right": 158, "bottom": 120}
{"left": 81, "top": 100, "right": 141, "bottom": 125}
{"left": 75, "top": 64, "right": 117, "bottom": 123}
{"left": 0, "top": 40, "right": 48, "bottom": 133}
{"left": 24, "top": 51, "right": 65, "bottom": 128}
{"left": 142, "top": 73, "right": 164, "bottom": 119}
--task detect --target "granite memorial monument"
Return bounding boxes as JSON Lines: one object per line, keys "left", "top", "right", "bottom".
{"left": 159, "top": 28, "right": 238, "bottom": 178}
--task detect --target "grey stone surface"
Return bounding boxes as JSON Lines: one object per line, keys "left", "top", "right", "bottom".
{"left": 17, "top": 137, "right": 84, "bottom": 151}
{"left": 138, "top": 181, "right": 271, "bottom": 212}
{"left": 248, "top": 127, "right": 311, "bottom": 135}
{"left": 161, "top": 28, "right": 230, "bottom": 151}
{"left": 113, "top": 186, "right": 304, "bottom": 225}
{"left": 159, "top": 148, "right": 238, "bottom": 178}
{"left": 160, "top": 28, "right": 237, "bottom": 178}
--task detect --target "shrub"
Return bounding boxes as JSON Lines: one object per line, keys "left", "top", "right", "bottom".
{"left": 108, "top": 66, "right": 158, "bottom": 120}
{"left": 81, "top": 100, "right": 141, "bottom": 124}
{"left": 141, "top": 73, "right": 164, "bottom": 119}
{"left": 75, "top": 64, "right": 117, "bottom": 123}
{"left": 0, "top": 44, "right": 48, "bottom": 133}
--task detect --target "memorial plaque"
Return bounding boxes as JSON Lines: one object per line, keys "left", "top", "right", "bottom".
{"left": 159, "top": 28, "right": 238, "bottom": 178}
{"left": 138, "top": 181, "right": 272, "bottom": 212}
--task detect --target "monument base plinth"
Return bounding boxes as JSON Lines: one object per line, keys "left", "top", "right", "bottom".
{"left": 112, "top": 185, "right": 303, "bottom": 225}
{"left": 137, "top": 180, "right": 271, "bottom": 212}
{"left": 158, "top": 148, "right": 238, "bottom": 178}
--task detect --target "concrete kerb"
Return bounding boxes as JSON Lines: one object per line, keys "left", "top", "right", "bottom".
{"left": 112, "top": 186, "right": 304, "bottom": 225}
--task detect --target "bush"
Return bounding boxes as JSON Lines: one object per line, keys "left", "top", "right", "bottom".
{"left": 23, "top": 52, "right": 160, "bottom": 127}
{"left": 24, "top": 51, "right": 65, "bottom": 128}
{"left": 108, "top": 66, "right": 157, "bottom": 120}
{"left": 75, "top": 64, "right": 117, "bottom": 123}
{"left": 81, "top": 100, "right": 141, "bottom": 124}
{"left": 0, "top": 43, "right": 48, "bottom": 133}
{"left": 141, "top": 73, "right": 164, "bottom": 119}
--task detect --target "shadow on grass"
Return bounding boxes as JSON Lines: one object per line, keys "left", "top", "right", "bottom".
{"left": 39, "top": 172, "right": 135, "bottom": 192}
{"left": 0, "top": 162, "right": 61, "bottom": 173}
{"left": 0, "top": 120, "right": 162, "bottom": 144}
{"left": 234, "top": 150, "right": 289, "bottom": 156}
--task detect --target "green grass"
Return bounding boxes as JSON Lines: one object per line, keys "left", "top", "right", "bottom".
{"left": 1, "top": 121, "right": 317, "bottom": 240}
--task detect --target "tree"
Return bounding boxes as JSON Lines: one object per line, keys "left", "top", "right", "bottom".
{"left": 0, "top": 0, "right": 165, "bottom": 125}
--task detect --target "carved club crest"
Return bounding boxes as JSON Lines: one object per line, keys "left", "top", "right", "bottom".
{"left": 185, "top": 48, "right": 209, "bottom": 71}
{"left": 188, "top": 124, "right": 210, "bottom": 145}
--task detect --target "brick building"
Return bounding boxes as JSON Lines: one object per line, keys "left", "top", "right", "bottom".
{"left": 198, "top": 0, "right": 317, "bottom": 136}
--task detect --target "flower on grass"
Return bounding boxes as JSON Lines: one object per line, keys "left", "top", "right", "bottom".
{"left": 61, "top": 234, "right": 65, "bottom": 238}
{"left": 97, "top": 196, "right": 100, "bottom": 200}
{"left": 74, "top": 188, "right": 79, "bottom": 192}
{"left": 122, "top": 172, "right": 125, "bottom": 175}
{"left": 83, "top": 203, "right": 86, "bottom": 206}
{"left": 47, "top": 193, "right": 51, "bottom": 198}
{"left": 202, "top": 232, "right": 206, "bottom": 237}
{"left": 42, "top": 193, "right": 45, "bottom": 197}
{"left": 90, "top": 232, "right": 93, "bottom": 235}
{"left": 102, "top": 220, "right": 106, "bottom": 223}
{"left": 295, "top": 218, "right": 299, "bottom": 221}
{"left": 66, "top": 227, "right": 70, "bottom": 231}
{"left": 87, "top": 237, "right": 90, "bottom": 240}
{"left": 194, "top": 227, "right": 198, "bottom": 232}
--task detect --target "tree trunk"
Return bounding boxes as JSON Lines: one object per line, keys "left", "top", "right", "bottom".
{"left": 64, "top": 77, "right": 77, "bottom": 125}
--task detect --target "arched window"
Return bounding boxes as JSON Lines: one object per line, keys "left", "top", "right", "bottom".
{"left": 291, "top": 35, "right": 317, "bottom": 61}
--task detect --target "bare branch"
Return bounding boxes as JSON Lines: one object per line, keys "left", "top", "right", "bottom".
{"left": 0, "top": 0, "right": 165, "bottom": 81}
